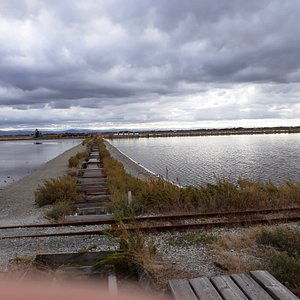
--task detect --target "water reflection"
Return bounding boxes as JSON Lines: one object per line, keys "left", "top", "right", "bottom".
{"left": 110, "top": 134, "right": 300, "bottom": 186}
{"left": 0, "top": 139, "right": 81, "bottom": 188}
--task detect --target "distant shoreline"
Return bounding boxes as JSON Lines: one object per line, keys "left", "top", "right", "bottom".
{"left": 103, "top": 126, "right": 300, "bottom": 139}
{"left": 0, "top": 135, "right": 86, "bottom": 141}
{"left": 0, "top": 126, "right": 299, "bottom": 141}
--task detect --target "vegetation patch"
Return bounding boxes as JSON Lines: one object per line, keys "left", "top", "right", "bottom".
{"left": 35, "top": 176, "right": 77, "bottom": 207}
{"left": 167, "top": 231, "right": 216, "bottom": 247}
{"left": 211, "top": 225, "right": 300, "bottom": 294}
{"left": 46, "top": 200, "right": 73, "bottom": 220}
{"left": 35, "top": 175, "right": 77, "bottom": 220}
{"left": 68, "top": 150, "right": 88, "bottom": 168}
{"left": 257, "top": 227, "right": 300, "bottom": 257}
{"left": 93, "top": 223, "right": 164, "bottom": 284}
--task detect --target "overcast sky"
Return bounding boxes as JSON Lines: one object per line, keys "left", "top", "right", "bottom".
{"left": 0, "top": 0, "right": 299, "bottom": 130}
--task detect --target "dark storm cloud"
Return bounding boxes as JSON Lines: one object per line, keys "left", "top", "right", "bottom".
{"left": 0, "top": 0, "right": 299, "bottom": 129}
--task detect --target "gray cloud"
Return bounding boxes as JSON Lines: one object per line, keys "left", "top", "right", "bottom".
{"left": 0, "top": 0, "right": 299, "bottom": 129}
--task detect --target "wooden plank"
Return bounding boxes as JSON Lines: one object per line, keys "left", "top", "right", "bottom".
{"left": 232, "top": 273, "right": 273, "bottom": 300}
{"left": 169, "top": 279, "right": 198, "bottom": 300}
{"left": 64, "top": 214, "right": 115, "bottom": 223}
{"left": 77, "top": 179, "right": 107, "bottom": 184}
{"left": 81, "top": 194, "right": 111, "bottom": 201}
{"left": 77, "top": 207, "right": 107, "bottom": 215}
{"left": 79, "top": 175, "right": 107, "bottom": 178}
{"left": 85, "top": 166, "right": 102, "bottom": 169}
{"left": 189, "top": 276, "right": 222, "bottom": 300}
{"left": 35, "top": 251, "right": 116, "bottom": 268}
{"left": 77, "top": 184, "right": 108, "bottom": 189}
{"left": 79, "top": 188, "right": 109, "bottom": 194}
{"left": 108, "top": 273, "right": 118, "bottom": 294}
{"left": 211, "top": 275, "right": 248, "bottom": 300}
{"left": 250, "top": 270, "right": 299, "bottom": 300}
{"left": 88, "top": 159, "right": 101, "bottom": 163}
{"left": 72, "top": 200, "right": 110, "bottom": 209}
{"left": 79, "top": 167, "right": 105, "bottom": 171}
{"left": 79, "top": 170, "right": 105, "bottom": 174}
{"left": 72, "top": 202, "right": 106, "bottom": 208}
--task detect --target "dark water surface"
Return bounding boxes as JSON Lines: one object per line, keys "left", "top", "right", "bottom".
{"left": 0, "top": 139, "right": 81, "bottom": 188}
{"left": 110, "top": 134, "right": 300, "bottom": 186}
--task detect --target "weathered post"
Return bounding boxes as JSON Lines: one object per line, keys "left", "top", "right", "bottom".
{"left": 127, "top": 191, "right": 132, "bottom": 205}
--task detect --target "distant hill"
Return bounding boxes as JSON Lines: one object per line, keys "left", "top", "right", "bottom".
{"left": 0, "top": 129, "right": 99, "bottom": 136}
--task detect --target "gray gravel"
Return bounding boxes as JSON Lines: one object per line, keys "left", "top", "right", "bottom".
{"left": 0, "top": 142, "right": 102, "bottom": 270}
{"left": 150, "top": 230, "right": 222, "bottom": 278}
{"left": 0, "top": 234, "right": 119, "bottom": 271}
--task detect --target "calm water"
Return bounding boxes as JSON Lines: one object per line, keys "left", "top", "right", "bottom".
{"left": 110, "top": 134, "right": 300, "bottom": 186}
{"left": 0, "top": 139, "right": 81, "bottom": 188}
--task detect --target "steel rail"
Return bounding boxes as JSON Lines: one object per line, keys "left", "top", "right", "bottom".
{"left": 0, "top": 206, "right": 299, "bottom": 230}
{"left": 1, "top": 214, "right": 300, "bottom": 240}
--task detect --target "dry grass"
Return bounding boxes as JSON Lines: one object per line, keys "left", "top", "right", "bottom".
{"left": 68, "top": 150, "right": 88, "bottom": 168}
{"left": 93, "top": 222, "right": 165, "bottom": 286}
{"left": 68, "top": 167, "right": 78, "bottom": 177}
{"left": 46, "top": 200, "right": 73, "bottom": 221}
{"left": 35, "top": 176, "right": 77, "bottom": 207}
{"left": 211, "top": 225, "right": 300, "bottom": 294}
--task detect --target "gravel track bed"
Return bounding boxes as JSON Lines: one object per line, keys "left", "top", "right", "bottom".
{"left": 0, "top": 224, "right": 111, "bottom": 237}
{"left": 0, "top": 235, "right": 119, "bottom": 271}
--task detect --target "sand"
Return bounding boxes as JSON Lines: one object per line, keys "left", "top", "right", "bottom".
{"left": 0, "top": 143, "right": 85, "bottom": 226}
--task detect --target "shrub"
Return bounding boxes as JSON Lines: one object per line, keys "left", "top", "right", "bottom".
{"left": 266, "top": 253, "right": 300, "bottom": 291}
{"left": 46, "top": 201, "right": 72, "bottom": 220}
{"left": 257, "top": 228, "right": 300, "bottom": 257}
{"left": 68, "top": 151, "right": 88, "bottom": 168}
{"left": 75, "top": 151, "right": 88, "bottom": 160}
{"left": 68, "top": 156, "right": 79, "bottom": 168}
{"left": 68, "top": 167, "right": 78, "bottom": 177}
{"left": 35, "top": 176, "right": 77, "bottom": 206}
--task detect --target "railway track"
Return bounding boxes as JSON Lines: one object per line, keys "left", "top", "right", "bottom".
{"left": 1, "top": 206, "right": 299, "bottom": 240}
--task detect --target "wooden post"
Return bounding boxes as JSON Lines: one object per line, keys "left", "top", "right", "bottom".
{"left": 127, "top": 191, "right": 132, "bottom": 205}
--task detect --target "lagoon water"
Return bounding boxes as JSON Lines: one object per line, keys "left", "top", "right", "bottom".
{"left": 110, "top": 134, "right": 300, "bottom": 186}
{"left": 0, "top": 139, "right": 81, "bottom": 188}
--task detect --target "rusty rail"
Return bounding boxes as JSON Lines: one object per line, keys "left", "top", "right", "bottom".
{"left": 0, "top": 206, "right": 299, "bottom": 230}
{"left": 1, "top": 213, "right": 299, "bottom": 240}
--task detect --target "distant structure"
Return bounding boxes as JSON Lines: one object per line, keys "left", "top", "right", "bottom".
{"left": 34, "top": 129, "right": 43, "bottom": 138}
